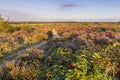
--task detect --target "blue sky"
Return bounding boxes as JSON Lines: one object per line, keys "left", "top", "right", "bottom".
{"left": 0, "top": 0, "right": 120, "bottom": 21}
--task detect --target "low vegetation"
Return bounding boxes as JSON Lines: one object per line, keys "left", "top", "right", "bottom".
{"left": 0, "top": 18, "right": 120, "bottom": 80}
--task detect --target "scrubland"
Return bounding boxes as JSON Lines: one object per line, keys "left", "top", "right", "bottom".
{"left": 0, "top": 19, "right": 120, "bottom": 80}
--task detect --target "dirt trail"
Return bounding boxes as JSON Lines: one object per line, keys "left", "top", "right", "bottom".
{"left": 0, "top": 41, "right": 47, "bottom": 64}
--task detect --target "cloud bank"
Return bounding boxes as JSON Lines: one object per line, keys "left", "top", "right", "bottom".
{"left": 62, "top": 3, "right": 77, "bottom": 8}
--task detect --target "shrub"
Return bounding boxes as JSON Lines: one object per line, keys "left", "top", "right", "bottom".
{"left": 0, "top": 60, "right": 39, "bottom": 80}
{"left": 16, "top": 36, "right": 24, "bottom": 44}
{"left": 7, "top": 27, "right": 16, "bottom": 33}
{"left": 22, "top": 24, "right": 33, "bottom": 33}
{"left": 0, "top": 18, "right": 10, "bottom": 32}
{"left": 94, "top": 36, "right": 111, "bottom": 45}
{"left": 93, "top": 27, "right": 108, "bottom": 32}
{"left": 105, "top": 30, "right": 115, "bottom": 39}
{"left": 15, "top": 27, "right": 21, "bottom": 31}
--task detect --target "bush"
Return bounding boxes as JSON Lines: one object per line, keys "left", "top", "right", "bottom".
{"left": 94, "top": 36, "right": 111, "bottom": 45}
{"left": 22, "top": 24, "right": 33, "bottom": 33}
{"left": 15, "top": 27, "right": 21, "bottom": 31}
{"left": 16, "top": 36, "right": 24, "bottom": 44}
{"left": 0, "top": 18, "right": 10, "bottom": 32}
{"left": 7, "top": 27, "right": 16, "bottom": 33}
{"left": 0, "top": 61, "right": 39, "bottom": 80}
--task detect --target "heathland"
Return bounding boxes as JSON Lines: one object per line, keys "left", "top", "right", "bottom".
{"left": 0, "top": 18, "right": 120, "bottom": 80}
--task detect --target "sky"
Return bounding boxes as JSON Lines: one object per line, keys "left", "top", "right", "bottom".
{"left": 0, "top": 0, "right": 120, "bottom": 22}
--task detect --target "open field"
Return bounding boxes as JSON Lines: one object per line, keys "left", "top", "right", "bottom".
{"left": 0, "top": 19, "right": 120, "bottom": 80}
